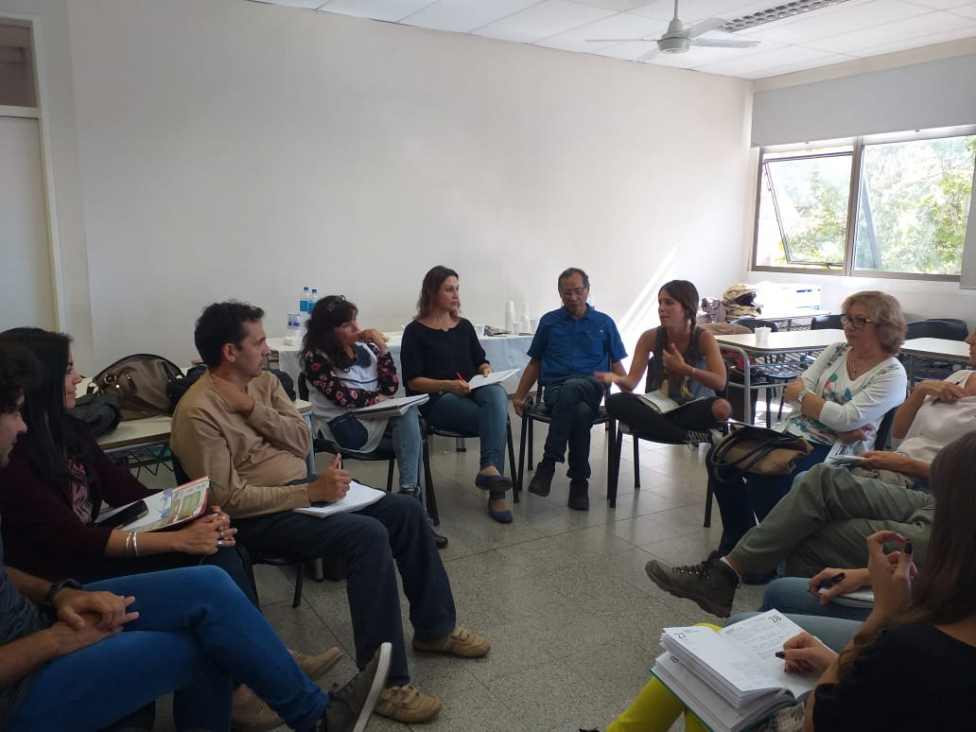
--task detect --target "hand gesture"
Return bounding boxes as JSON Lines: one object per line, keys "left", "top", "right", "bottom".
{"left": 480, "top": 364, "right": 493, "bottom": 376}
{"left": 660, "top": 343, "right": 687, "bottom": 375}
{"left": 781, "top": 632, "right": 837, "bottom": 675}
{"left": 783, "top": 378, "right": 806, "bottom": 403}
{"left": 359, "top": 328, "right": 388, "bottom": 355}
{"left": 56, "top": 589, "right": 136, "bottom": 631}
{"left": 449, "top": 379, "right": 471, "bottom": 396}
{"left": 592, "top": 371, "right": 617, "bottom": 386}
{"left": 176, "top": 513, "right": 228, "bottom": 555}
{"left": 866, "top": 531, "right": 916, "bottom": 621}
{"left": 855, "top": 450, "right": 914, "bottom": 473}
{"left": 807, "top": 567, "right": 869, "bottom": 605}
{"left": 308, "top": 454, "right": 352, "bottom": 503}
{"left": 513, "top": 398, "right": 525, "bottom": 417}
{"left": 50, "top": 608, "right": 138, "bottom": 655}
{"left": 211, "top": 375, "right": 255, "bottom": 416}
{"left": 915, "top": 379, "right": 967, "bottom": 403}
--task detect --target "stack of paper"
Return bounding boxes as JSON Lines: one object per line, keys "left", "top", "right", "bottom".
{"left": 353, "top": 394, "right": 429, "bottom": 419}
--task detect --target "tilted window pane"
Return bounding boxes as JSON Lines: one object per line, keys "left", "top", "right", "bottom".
{"left": 853, "top": 136, "right": 976, "bottom": 275}
{"left": 755, "top": 153, "right": 852, "bottom": 269}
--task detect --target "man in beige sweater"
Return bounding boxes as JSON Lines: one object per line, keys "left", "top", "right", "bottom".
{"left": 171, "top": 301, "right": 488, "bottom": 725}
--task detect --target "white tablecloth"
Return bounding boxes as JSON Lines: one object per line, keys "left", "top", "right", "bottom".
{"left": 268, "top": 333, "right": 533, "bottom": 395}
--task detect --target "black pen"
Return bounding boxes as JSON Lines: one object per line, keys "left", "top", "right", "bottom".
{"left": 817, "top": 572, "right": 846, "bottom": 591}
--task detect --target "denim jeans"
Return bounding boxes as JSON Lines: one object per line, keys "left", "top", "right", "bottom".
{"left": 6, "top": 566, "right": 329, "bottom": 732}
{"left": 542, "top": 376, "right": 605, "bottom": 479}
{"left": 233, "top": 493, "right": 455, "bottom": 686}
{"left": 427, "top": 383, "right": 509, "bottom": 473}
{"left": 757, "top": 577, "right": 871, "bottom": 623}
{"left": 389, "top": 405, "right": 423, "bottom": 491}
{"left": 727, "top": 607, "right": 860, "bottom": 653}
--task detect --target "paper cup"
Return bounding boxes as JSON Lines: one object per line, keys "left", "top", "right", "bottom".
{"left": 755, "top": 326, "right": 771, "bottom": 345}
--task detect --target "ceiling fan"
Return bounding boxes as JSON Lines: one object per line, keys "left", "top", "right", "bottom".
{"left": 587, "top": 0, "right": 760, "bottom": 61}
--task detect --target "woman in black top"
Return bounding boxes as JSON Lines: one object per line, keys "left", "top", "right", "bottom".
{"left": 787, "top": 430, "right": 976, "bottom": 731}
{"left": 400, "top": 266, "right": 513, "bottom": 524}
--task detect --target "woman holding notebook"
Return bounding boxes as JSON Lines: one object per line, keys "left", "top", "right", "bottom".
{"left": 302, "top": 295, "right": 424, "bottom": 503}
{"left": 0, "top": 328, "right": 252, "bottom": 602}
{"left": 400, "top": 266, "right": 513, "bottom": 524}
{"left": 594, "top": 279, "right": 731, "bottom": 445}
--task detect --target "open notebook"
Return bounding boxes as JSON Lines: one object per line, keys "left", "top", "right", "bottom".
{"left": 95, "top": 477, "right": 210, "bottom": 532}
{"left": 652, "top": 611, "right": 816, "bottom": 732}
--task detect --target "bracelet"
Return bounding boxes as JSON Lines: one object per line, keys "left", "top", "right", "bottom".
{"left": 125, "top": 531, "right": 133, "bottom": 558}
{"left": 43, "top": 578, "right": 82, "bottom": 611}
{"left": 133, "top": 532, "right": 140, "bottom": 558}
{"left": 438, "top": 381, "right": 446, "bottom": 394}
{"left": 690, "top": 367, "right": 696, "bottom": 380}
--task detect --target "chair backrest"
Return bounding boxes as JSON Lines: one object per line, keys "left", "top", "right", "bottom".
{"left": 873, "top": 404, "right": 899, "bottom": 453}
{"left": 729, "top": 318, "right": 780, "bottom": 333}
{"left": 811, "top": 314, "right": 843, "bottom": 330}
{"left": 298, "top": 371, "right": 310, "bottom": 400}
{"left": 906, "top": 318, "right": 968, "bottom": 341}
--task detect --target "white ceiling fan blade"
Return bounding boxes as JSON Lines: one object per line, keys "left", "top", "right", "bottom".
{"left": 691, "top": 37, "right": 760, "bottom": 49}
{"left": 636, "top": 46, "right": 661, "bottom": 62}
{"left": 686, "top": 17, "right": 726, "bottom": 38}
{"left": 585, "top": 38, "right": 654, "bottom": 43}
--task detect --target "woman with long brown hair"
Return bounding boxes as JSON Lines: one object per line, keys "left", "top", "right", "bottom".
{"left": 789, "top": 430, "right": 976, "bottom": 730}
{"left": 400, "top": 266, "right": 514, "bottom": 524}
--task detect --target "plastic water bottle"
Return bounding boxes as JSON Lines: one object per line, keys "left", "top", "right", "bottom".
{"left": 311, "top": 288, "right": 319, "bottom": 308}
{"left": 300, "top": 286, "right": 311, "bottom": 313}
{"left": 289, "top": 312, "right": 301, "bottom": 338}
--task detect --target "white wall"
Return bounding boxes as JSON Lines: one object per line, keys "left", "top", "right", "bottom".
{"left": 59, "top": 0, "right": 752, "bottom": 367}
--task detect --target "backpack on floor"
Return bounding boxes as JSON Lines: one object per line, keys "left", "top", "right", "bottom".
{"left": 89, "top": 354, "right": 183, "bottom": 421}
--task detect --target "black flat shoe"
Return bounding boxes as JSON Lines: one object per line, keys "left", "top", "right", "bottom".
{"left": 429, "top": 525, "right": 448, "bottom": 549}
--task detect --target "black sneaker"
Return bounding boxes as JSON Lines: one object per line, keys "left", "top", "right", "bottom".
{"left": 320, "top": 642, "right": 392, "bottom": 732}
{"left": 428, "top": 522, "right": 448, "bottom": 549}
{"left": 568, "top": 478, "right": 589, "bottom": 511}
{"left": 528, "top": 460, "right": 556, "bottom": 497}
{"left": 644, "top": 551, "right": 738, "bottom": 618}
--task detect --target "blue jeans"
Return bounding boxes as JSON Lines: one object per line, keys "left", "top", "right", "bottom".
{"left": 728, "top": 607, "right": 860, "bottom": 653}
{"left": 758, "top": 576, "right": 871, "bottom": 623}
{"left": 709, "top": 442, "right": 834, "bottom": 555}
{"left": 427, "top": 384, "right": 509, "bottom": 473}
{"left": 389, "top": 405, "right": 423, "bottom": 491}
{"left": 6, "top": 566, "right": 329, "bottom": 732}
{"left": 542, "top": 376, "right": 605, "bottom": 479}
{"left": 233, "top": 493, "right": 455, "bottom": 687}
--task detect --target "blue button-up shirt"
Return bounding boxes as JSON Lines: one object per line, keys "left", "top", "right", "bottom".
{"left": 527, "top": 306, "right": 627, "bottom": 384}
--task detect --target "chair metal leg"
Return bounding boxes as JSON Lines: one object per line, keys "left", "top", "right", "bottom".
{"left": 292, "top": 563, "right": 305, "bottom": 608}
{"left": 422, "top": 437, "right": 440, "bottom": 526}
{"left": 607, "top": 418, "right": 617, "bottom": 508}
{"left": 704, "top": 479, "right": 714, "bottom": 528}
{"left": 527, "top": 418, "right": 534, "bottom": 467}
{"left": 516, "top": 414, "right": 529, "bottom": 502}
{"left": 506, "top": 421, "right": 518, "bottom": 500}
{"left": 633, "top": 435, "right": 641, "bottom": 489}
{"left": 609, "top": 430, "right": 623, "bottom": 500}
{"left": 386, "top": 460, "right": 395, "bottom": 491}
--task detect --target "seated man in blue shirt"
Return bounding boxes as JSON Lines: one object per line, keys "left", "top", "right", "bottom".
{"left": 513, "top": 268, "right": 626, "bottom": 510}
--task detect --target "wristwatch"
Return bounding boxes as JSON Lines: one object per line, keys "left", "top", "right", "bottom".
{"left": 797, "top": 389, "right": 812, "bottom": 405}
{"left": 43, "top": 578, "right": 82, "bottom": 611}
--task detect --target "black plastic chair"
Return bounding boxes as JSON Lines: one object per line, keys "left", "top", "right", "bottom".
{"left": 298, "top": 372, "right": 440, "bottom": 525}
{"left": 421, "top": 418, "right": 516, "bottom": 521}
{"left": 608, "top": 357, "right": 729, "bottom": 526}
{"left": 515, "top": 380, "right": 617, "bottom": 505}
{"left": 904, "top": 319, "right": 969, "bottom": 383}
{"left": 172, "top": 456, "right": 306, "bottom": 608}
{"left": 810, "top": 314, "right": 843, "bottom": 330}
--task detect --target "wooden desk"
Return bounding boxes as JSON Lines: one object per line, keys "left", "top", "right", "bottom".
{"left": 715, "top": 330, "right": 845, "bottom": 424}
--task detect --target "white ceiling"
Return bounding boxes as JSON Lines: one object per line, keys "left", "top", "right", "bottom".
{"left": 247, "top": 0, "right": 976, "bottom": 79}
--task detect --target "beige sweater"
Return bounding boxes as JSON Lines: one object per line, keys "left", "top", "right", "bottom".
{"left": 170, "top": 370, "right": 312, "bottom": 518}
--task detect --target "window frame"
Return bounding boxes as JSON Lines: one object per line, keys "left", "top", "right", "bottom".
{"left": 751, "top": 125, "right": 976, "bottom": 282}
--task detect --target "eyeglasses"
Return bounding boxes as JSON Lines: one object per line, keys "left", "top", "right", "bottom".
{"left": 325, "top": 295, "right": 346, "bottom": 313}
{"left": 560, "top": 287, "right": 588, "bottom": 299}
{"left": 840, "top": 313, "right": 876, "bottom": 329}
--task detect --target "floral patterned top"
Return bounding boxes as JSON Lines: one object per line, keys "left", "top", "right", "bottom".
{"left": 302, "top": 344, "right": 398, "bottom": 409}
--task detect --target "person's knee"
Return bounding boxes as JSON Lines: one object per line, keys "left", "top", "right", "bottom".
{"left": 713, "top": 399, "right": 732, "bottom": 421}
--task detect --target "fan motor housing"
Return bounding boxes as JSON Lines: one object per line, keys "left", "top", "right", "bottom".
{"left": 659, "top": 36, "right": 691, "bottom": 54}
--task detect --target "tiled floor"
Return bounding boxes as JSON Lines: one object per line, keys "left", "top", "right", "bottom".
{"left": 148, "top": 410, "right": 767, "bottom": 731}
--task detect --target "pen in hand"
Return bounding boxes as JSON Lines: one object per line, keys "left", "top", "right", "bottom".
{"left": 817, "top": 572, "right": 846, "bottom": 593}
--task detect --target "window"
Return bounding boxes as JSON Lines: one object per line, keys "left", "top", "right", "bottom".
{"left": 753, "top": 128, "right": 976, "bottom": 280}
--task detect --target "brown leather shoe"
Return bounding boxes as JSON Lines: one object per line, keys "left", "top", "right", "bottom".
{"left": 290, "top": 646, "right": 343, "bottom": 681}
{"left": 231, "top": 690, "right": 282, "bottom": 732}
{"left": 412, "top": 627, "right": 490, "bottom": 658}
{"left": 374, "top": 684, "right": 441, "bottom": 723}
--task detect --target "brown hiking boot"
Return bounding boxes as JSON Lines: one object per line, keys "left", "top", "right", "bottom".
{"left": 644, "top": 551, "right": 739, "bottom": 618}
{"left": 289, "top": 646, "right": 343, "bottom": 681}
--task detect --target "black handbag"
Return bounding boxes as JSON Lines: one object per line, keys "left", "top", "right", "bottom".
{"left": 708, "top": 423, "right": 813, "bottom": 483}
{"left": 68, "top": 393, "right": 122, "bottom": 437}
{"left": 327, "top": 412, "right": 369, "bottom": 451}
